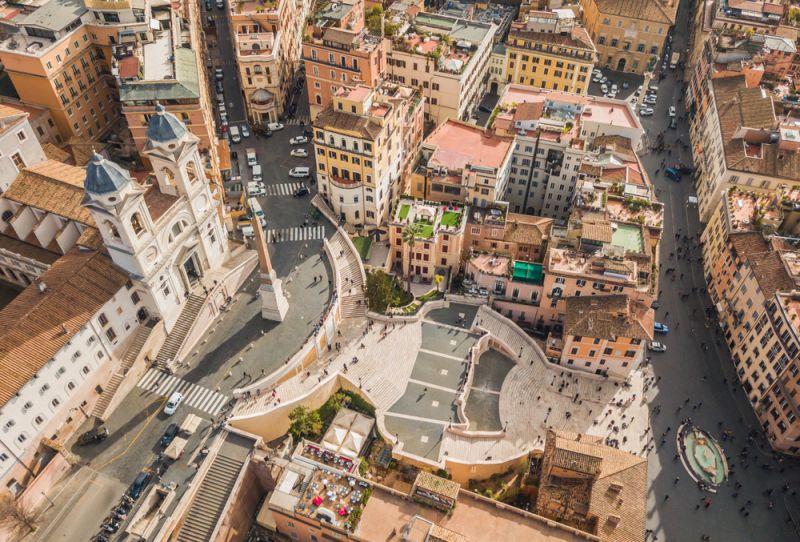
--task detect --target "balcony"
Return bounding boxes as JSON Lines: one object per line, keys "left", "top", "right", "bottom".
{"left": 237, "top": 32, "right": 277, "bottom": 58}
{"left": 327, "top": 173, "right": 363, "bottom": 189}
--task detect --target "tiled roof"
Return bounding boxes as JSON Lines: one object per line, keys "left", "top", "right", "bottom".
{"left": 3, "top": 160, "right": 94, "bottom": 225}
{"left": 0, "top": 233, "right": 60, "bottom": 265}
{"left": 550, "top": 430, "right": 648, "bottom": 542}
{"left": 581, "top": 221, "right": 613, "bottom": 243}
{"left": 712, "top": 76, "right": 800, "bottom": 181}
{"left": 503, "top": 215, "right": 552, "bottom": 246}
{"left": 593, "top": 0, "right": 678, "bottom": 24}
{"left": 564, "top": 294, "right": 654, "bottom": 341}
{"left": 729, "top": 233, "right": 795, "bottom": 298}
{"left": 0, "top": 104, "right": 26, "bottom": 136}
{"left": 41, "top": 143, "right": 72, "bottom": 163}
{"left": 65, "top": 137, "right": 107, "bottom": 167}
{"left": 0, "top": 249, "right": 128, "bottom": 407}
{"left": 314, "top": 107, "right": 383, "bottom": 141}
{"left": 414, "top": 471, "right": 460, "bottom": 500}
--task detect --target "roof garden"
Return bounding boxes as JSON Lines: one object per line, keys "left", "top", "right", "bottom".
{"left": 392, "top": 199, "right": 466, "bottom": 239}
{"left": 611, "top": 223, "right": 645, "bottom": 254}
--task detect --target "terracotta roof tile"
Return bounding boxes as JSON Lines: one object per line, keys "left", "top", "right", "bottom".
{"left": 41, "top": 143, "right": 72, "bottom": 163}
{"left": 0, "top": 233, "right": 60, "bottom": 265}
{"left": 593, "top": 0, "right": 678, "bottom": 24}
{"left": 564, "top": 294, "right": 654, "bottom": 341}
{"left": 3, "top": 160, "right": 94, "bottom": 225}
{"left": 0, "top": 249, "right": 128, "bottom": 406}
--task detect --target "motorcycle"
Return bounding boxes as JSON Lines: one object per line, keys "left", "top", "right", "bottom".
{"left": 102, "top": 521, "right": 120, "bottom": 533}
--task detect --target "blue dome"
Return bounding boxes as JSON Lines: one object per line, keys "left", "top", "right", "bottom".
{"left": 85, "top": 152, "right": 131, "bottom": 195}
{"left": 146, "top": 103, "right": 189, "bottom": 143}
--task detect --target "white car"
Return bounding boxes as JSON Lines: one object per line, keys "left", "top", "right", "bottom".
{"left": 592, "top": 69, "right": 602, "bottom": 77}
{"left": 600, "top": 76, "right": 608, "bottom": 83}
{"left": 241, "top": 125, "right": 250, "bottom": 138}
{"left": 267, "top": 122, "right": 284, "bottom": 131}
{"left": 163, "top": 391, "right": 183, "bottom": 415}
{"left": 611, "top": 84, "right": 618, "bottom": 92}
{"left": 218, "top": 103, "right": 226, "bottom": 115}
{"left": 601, "top": 84, "right": 609, "bottom": 94}
{"left": 290, "top": 148, "right": 308, "bottom": 158}
{"left": 289, "top": 167, "right": 310, "bottom": 178}
{"left": 607, "top": 91, "right": 617, "bottom": 99}
{"left": 668, "top": 106, "right": 677, "bottom": 117}
{"left": 592, "top": 76, "right": 602, "bottom": 83}
{"left": 289, "top": 136, "right": 309, "bottom": 145}
{"left": 648, "top": 341, "right": 667, "bottom": 353}
{"left": 214, "top": 68, "right": 223, "bottom": 80}
{"left": 622, "top": 81, "right": 630, "bottom": 89}
{"left": 644, "top": 96, "right": 657, "bottom": 105}
{"left": 639, "top": 107, "right": 654, "bottom": 116}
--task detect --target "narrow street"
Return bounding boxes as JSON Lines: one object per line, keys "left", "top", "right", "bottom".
{"left": 632, "top": 0, "right": 800, "bottom": 540}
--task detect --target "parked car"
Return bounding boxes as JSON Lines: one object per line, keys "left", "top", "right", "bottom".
{"left": 668, "top": 106, "right": 676, "bottom": 117}
{"left": 289, "top": 136, "right": 308, "bottom": 145}
{"left": 478, "top": 104, "right": 493, "bottom": 113}
{"left": 289, "top": 167, "right": 310, "bottom": 178}
{"left": 648, "top": 341, "right": 667, "bottom": 352}
{"left": 665, "top": 167, "right": 682, "bottom": 181}
{"left": 77, "top": 425, "right": 109, "bottom": 445}
{"left": 592, "top": 76, "right": 602, "bottom": 83}
{"left": 654, "top": 322, "right": 670, "bottom": 334}
{"left": 267, "top": 122, "right": 284, "bottom": 131}
{"left": 601, "top": 84, "right": 609, "bottom": 94}
{"left": 128, "top": 471, "right": 152, "bottom": 500}
{"left": 293, "top": 184, "right": 310, "bottom": 197}
{"left": 241, "top": 125, "right": 250, "bottom": 138}
{"left": 290, "top": 148, "right": 308, "bottom": 158}
{"left": 639, "top": 107, "right": 654, "bottom": 116}
{"left": 214, "top": 68, "right": 223, "bottom": 80}
{"left": 610, "top": 84, "right": 618, "bottom": 93}
{"left": 622, "top": 81, "right": 630, "bottom": 89}
{"left": 163, "top": 391, "right": 183, "bottom": 416}
{"left": 215, "top": 0, "right": 224, "bottom": 8}
{"left": 204, "top": 0, "right": 212, "bottom": 9}
{"left": 669, "top": 117, "right": 678, "bottom": 129}
{"left": 161, "top": 424, "right": 179, "bottom": 447}
{"left": 215, "top": 81, "right": 224, "bottom": 93}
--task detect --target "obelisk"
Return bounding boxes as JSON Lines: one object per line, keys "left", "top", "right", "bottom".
{"left": 251, "top": 216, "right": 289, "bottom": 321}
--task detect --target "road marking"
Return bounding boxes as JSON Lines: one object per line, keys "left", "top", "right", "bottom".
{"left": 264, "top": 182, "right": 301, "bottom": 196}
{"left": 265, "top": 225, "right": 325, "bottom": 243}
{"left": 94, "top": 396, "right": 166, "bottom": 471}
{"left": 137, "top": 368, "right": 230, "bottom": 416}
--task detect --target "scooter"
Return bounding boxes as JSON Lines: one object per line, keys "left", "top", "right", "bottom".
{"left": 102, "top": 521, "right": 120, "bottom": 533}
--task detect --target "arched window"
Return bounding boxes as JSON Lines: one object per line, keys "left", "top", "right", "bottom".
{"left": 67, "top": 381, "right": 76, "bottom": 391}
{"left": 168, "top": 220, "right": 189, "bottom": 243}
{"left": 1, "top": 210, "right": 12, "bottom": 223}
{"left": 104, "top": 220, "right": 120, "bottom": 240}
{"left": 186, "top": 161, "right": 199, "bottom": 184}
{"left": 161, "top": 167, "right": 176, "bottom": 187}
{"left": 131, "top": 213, "right": 145, "bottom": 236}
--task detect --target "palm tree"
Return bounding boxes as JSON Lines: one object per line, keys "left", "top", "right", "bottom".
{"left": 401, "top": 222, "right": 424, "bottom": 292}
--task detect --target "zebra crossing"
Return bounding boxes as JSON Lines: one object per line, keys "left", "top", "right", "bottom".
{"left": 137, "top": 368, "right": 229, "bottom": 416}
{"left": 285, "top": 116, "right": 310, "bottom": 125}
{"left": 266, "top": 225, "right": 325, "bottom": 243}
{"left": 264, "top": 182, "right": 304, "bottom": 196}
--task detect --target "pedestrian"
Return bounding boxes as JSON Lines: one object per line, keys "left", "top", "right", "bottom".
{"left": 674, "top": 476, "right": 680, "bottom": 484}
{"left": 664, "top": 494, "right": 670, "bottom": 501}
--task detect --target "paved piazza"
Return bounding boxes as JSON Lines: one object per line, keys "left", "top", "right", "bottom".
{"left": 232, "top": 302, "right": 653, "bottom": 467}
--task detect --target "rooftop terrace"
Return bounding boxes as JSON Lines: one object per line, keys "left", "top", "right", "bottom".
{"left": 724, "top": 186, "right": 800, "bottom": 233}
{"left": 393, "top": 199, "right": 466, "bottom": 239}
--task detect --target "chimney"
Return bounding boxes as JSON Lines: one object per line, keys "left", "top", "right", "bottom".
{"left": 61, "top": 323, "right": 69, "bottom": 335}
{"left": 38, "top": 282, "right": 48, "bottom": 293}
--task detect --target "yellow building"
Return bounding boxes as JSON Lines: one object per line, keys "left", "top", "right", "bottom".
{"left": 579, "top": 0, "right": 677, "bottom": 74}
{"left": 231, "top": 0, "right": 307, "bottom": 126}
{"left": 314, "top": 83, "right": 423, "bottom": 227}
{"left": 504, "top": 26, "right": 596, "bottom": 94}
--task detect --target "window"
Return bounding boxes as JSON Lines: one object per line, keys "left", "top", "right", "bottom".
{"left": 51, "top": 398, "right": 60, "bottom": 407}
{"left": 98, "top": 313, "right": 109, "bottom": 326}
{"left": 11, "top": 152, "right": 25, "bottom": 170}
{"left": 130, "top": 213, "right": 145, "bottom": 235}
{"left": 105, "top": 328, "right": 117, "bottom": 342}
{"left": 16, "top": 131, "right": 26, "bottom": 142}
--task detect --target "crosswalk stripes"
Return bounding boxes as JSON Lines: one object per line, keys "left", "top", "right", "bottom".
{"left": 265, "top": 225, "right": 325, "bottom": 243}
{"left": 137, "top": 368, "right": 229, "bottom": 416}
{"left": 285, "top": 116, "right": 310, "bottom": 125}
{"left": 264, "top": 182, "right": 302, "bottom": 196}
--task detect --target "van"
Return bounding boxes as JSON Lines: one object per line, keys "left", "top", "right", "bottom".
{"left": 246, "top": 148, "right": 257, "bottom": 166}
{"left": 252, "top": 164, "right": 262, "bottom": 182}
{"left": 247, "top": 197, "right": 265, "bottom": 221}
{"left": 164, "top": 391, "right": 183, "bottom": 416}
{"left": 230, "top": 125, "right": 241, "bottom": 143}
{"left": 247, "top": 181, "right": 266, "bottom": 196}
{"left": 128, "top": 471, "right": 152, "bottom": 500}
{"left": 647, "top": 83, "right": 659, "bottom": 93}
{"left": 665, "top": 167, "right": 681, "bottom": 181}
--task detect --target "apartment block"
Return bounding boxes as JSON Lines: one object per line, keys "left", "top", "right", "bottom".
{"left": 0, "top": 0, "right": 139, "bottom": 141}
{"left": 231, "top": 0, "right": 308, "bottom": 125}
{"left": 701, "top": 186, "right": 800, "bottom": 454}
{"left": 314, "top": 83, "right": 423, "bottom": 227}
{"left": 503, "top": 24, "right": 596, "bottom": 95}
{"left": 387, "top": 12, "right": 496, "bottom": 126}
{"left": 463, "top": 202, "right": 553, "bottom": 263}
{"left": 0, "top": 104, "right": 48, "bottom": 192}
{"left": 709, "top": 0, "right": 786, "bottom": 33}
{"left": 579, "top": 0, "right": 677, "bottom": 74}
{"left": 388, "top": 197, "right": 466, "bottom": 283}
{"left": 692, "top": 74, "right": 800, "bottom": 223}
{"left": 0, "top": 98, "right": 61, "bottom": 146}
{"left": 408, "top": 119, "right": 514, "bottom": 207}
{"left": 546, "top": 294, "right": 653, "bottom": 379}
{"left": 491, "top": 84, "right": 643, "bottom": 219}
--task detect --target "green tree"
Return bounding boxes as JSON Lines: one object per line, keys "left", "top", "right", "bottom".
{"left": 402, "top": 223, "right": 425, "bottom": 292}
{"left": 366, "top": 5, "right": 399, "bottom": 37}
{"left": 365, "top": 269, "right": 394, "bottom": 313}
{"left": 288, "top": 405, "right": 322, "bottom": 440}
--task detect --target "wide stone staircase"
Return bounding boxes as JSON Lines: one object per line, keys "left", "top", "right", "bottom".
{"left": 176, "top": 435, "right": 250, "bottom": 542}
{"left": 329, "top": 231, "right": 366, "bottom": 318}
{"left": 91, "top": 324, "right": 154, "bottom": 420}
{"left": 154, "top": 293, "right": 205, "bottom": 370}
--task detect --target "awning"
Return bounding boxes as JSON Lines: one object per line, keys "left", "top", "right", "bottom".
{"left": 180, "top": 414, "right": 202, "bottom": 435}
